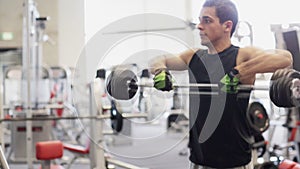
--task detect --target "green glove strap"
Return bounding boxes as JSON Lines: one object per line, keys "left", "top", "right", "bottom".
{"left": 221, "top": 85, "right": 238, "bottom": 94}
{"left": 220, "top": 74, "right": 239, "bottom": 85}
{"left": 220, "top": 73, "right": 240, "bottom": 94}
{"left": 153, "top": 70, "right": 174, "bottom": 91}
{"left": 154, "top": 71, "right": 166, "bottom": 89}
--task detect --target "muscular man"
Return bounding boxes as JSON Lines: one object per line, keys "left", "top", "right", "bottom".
{"left": 150, "top": 0, "right": 292, "bottom": 168}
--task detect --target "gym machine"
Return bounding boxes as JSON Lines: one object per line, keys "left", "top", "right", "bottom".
{"left": 1, "top": 0, "right": 51, "bottom": 167}
{"left": 1, "top": 78, "right": 149, "bottom": 169}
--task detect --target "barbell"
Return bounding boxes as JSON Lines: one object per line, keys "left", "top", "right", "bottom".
{"left": 1, "top": 103, "right": 147, "bottom": 133}
{"left": 106, "top": 69, "right": 270, "bottom": 100}
{"left": 105, "top": 69, "right": 273, "bottom": 134}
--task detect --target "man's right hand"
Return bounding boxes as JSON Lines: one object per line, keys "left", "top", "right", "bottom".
{"left": 153, "top": 69, "right": 174, "bottom": 91}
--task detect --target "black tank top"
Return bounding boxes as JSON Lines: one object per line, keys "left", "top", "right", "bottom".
{"left": 188, "top": 45, "right": 252, "bottom": 168}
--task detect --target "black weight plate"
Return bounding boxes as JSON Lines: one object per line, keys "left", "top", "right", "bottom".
{"left": 247, "top": 102, "right": 269, "bottom": 134}
{"left": 106, "top": 69, "right": 138, "bottom": 100}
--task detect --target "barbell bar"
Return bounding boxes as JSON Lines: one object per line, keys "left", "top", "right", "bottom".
{"left": 136, "top": 82, "right": 270, "bottom": 91}
{"left": 105, "top": 69, "right": 275, "bottom": 100}
{"left": 136, "top": 82, "right": 272, "bottom": 97}
{"left": 108, "top": 79, "right": 271, "bottom": 100}
{"left": 0, "top": 111, "right": 147, "bottom": 133}
{"left": 0, "top": 113, "right": 148, "bottom": 122}
{"left": 1, "top": 101, "right": 147, "bottom": 133}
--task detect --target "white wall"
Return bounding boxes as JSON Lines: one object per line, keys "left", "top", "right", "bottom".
{"left": 0, "top": 0, "right": 23, "bottom": 48}
{"left": 84, "top": 0, "right": 194, "bottom": 81}
{"left": 57, "top": 0, "right": 85, "bottom": 68}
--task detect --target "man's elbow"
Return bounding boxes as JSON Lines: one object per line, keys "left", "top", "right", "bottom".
{"left": 283, "top": 50, "right": 293, "bottom": 68}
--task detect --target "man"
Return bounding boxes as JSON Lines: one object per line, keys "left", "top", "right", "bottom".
{"left": 150, "top": 0, "right": 292, "bottom": 168}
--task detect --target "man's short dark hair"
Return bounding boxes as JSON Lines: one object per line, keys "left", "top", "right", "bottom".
{"left": 203, "top": 0, "right": 238, "bottom": 37}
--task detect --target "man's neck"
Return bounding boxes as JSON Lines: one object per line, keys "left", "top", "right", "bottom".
{"left": 207, "top": 40, "right": 232, "bottom": 54}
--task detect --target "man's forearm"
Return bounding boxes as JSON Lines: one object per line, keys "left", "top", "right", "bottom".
{"left": 149, "top": 55, "right": 167, "bottom": 75}
{"left": 237, "top": 49, "right": 292, "bottom": 76}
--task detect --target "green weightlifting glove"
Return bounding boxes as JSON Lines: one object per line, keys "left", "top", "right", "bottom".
{"left": 153, "top": 69, "right": 174, "bottom": 91}
{"left": 220, "top": 68, "right": 240, "bottom": 94}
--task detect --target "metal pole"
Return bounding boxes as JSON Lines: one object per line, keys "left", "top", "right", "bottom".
{"left": 0, "top": 146, "right": 10, "bottom": 169}
{"left": 88, "top": 83, "right": 106, "bottom": 169}
{"left": 22, "top": 0, "right": 36, "bottom": 168}
{"left": 0, "top": 80, "right": 4, "bottom": 155}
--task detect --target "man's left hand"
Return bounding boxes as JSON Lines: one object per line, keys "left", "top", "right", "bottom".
{"left": 220, "top": 68, "right": 240, "bottom": 94}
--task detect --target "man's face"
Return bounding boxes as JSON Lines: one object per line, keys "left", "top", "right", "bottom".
{"left": 197, "top": 7, "right": 225, "bottom": 46}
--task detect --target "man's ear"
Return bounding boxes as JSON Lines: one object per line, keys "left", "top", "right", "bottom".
{"left": 223, "top": 20, "right": 233, "bottom": 32}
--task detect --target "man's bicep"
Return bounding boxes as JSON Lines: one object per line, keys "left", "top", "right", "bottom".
{"left": 148, "top": 54, "right": 186, "bottom": 74}
{"left": 237, "top": 47, "right": 260, "bottom": 63}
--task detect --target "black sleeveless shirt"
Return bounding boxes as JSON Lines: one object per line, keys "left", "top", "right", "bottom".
{"left": 188, "top": 45, "right": 252, "bottom": 168}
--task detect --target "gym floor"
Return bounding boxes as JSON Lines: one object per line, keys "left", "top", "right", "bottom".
{"left": 6, "top": 115, "right": 190, "bottom": 169}
{"left": 107, "top": 122, "right": 190, "bottom": 169}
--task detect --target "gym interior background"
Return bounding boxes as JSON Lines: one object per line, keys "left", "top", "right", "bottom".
{"left": 1, "top": 0, "right": 300, "bottom": 169}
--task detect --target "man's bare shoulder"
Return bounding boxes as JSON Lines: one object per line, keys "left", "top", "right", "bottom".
{"left": 179, "top": 48, "right": 201, "bottom": 64}
{"left": 237, "top": 46, "right": 262, "bottom": 62}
